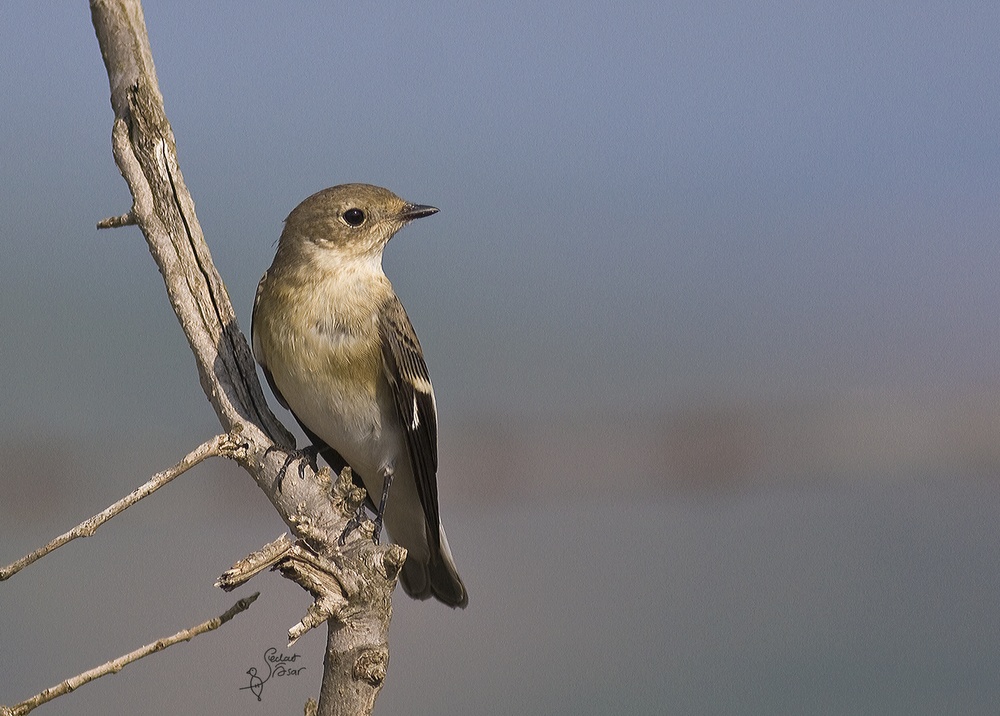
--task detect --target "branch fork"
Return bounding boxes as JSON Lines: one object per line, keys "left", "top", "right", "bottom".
{"left": 217, "top": 469, "right": 407, "bottom": 646}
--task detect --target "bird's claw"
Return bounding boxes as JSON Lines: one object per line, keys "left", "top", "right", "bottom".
{"left": 338, "top": 505, "right": 368, "bottom": 546}
{"left": 265, "top": 444, "right": 321, "bottom": 493}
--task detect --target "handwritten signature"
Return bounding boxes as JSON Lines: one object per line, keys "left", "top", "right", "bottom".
{"left": 239, "top": 647, "right": 307, "bottom": 700}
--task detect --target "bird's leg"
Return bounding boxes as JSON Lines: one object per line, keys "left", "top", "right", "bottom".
{"left": 337, "top": 465, "right": 394, "bottom": 545}
{"left": 264, "top": 443, "right": 321, "bottom": 493}
{"left": 371, "top": 465, "right": 394, "bottom": 545}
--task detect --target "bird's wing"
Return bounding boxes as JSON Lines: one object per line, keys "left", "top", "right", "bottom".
{"left": 379, "top": 294, "right": 441, "bottom": 533}
{"left": 251, "top": 270, "right": 290, "bottom": 410}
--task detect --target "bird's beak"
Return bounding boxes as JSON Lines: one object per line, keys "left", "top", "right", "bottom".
{"left": 400, "top": 203, "right": 439, "bottom": 222}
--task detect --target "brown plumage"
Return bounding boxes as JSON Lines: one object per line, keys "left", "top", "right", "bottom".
{"left": 252, "top": 183, "right": 467, "bottom": 608}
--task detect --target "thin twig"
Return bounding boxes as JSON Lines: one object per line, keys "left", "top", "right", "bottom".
{"left": 96, "top": 211, "right": 137, "bottom": 229}
{"left": 0, "top": 593, "right": 259, "bottom": 716}
{"left": 216, "top": 533, "right": 297, "bottom": 591}
{"left": 0, "top": 434, "right": 235, "bottom": 581}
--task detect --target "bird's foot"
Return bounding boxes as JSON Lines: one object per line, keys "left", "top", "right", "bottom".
{"left": 338, "top": 504, "right": 368, "bottom": 546}
{"left": 264, "top": 444, "right": 321, "bottom": 493}
{"left": 336, "top": 467, "right": 394, "bottom": 545}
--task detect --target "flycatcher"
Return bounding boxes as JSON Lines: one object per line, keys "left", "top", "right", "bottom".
{"left": 252, "top": 183, "right": 468, "bottom": 608}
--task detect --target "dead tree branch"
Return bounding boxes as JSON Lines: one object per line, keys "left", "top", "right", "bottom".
{"left": 83, "top": 2, "right": 400, "bottom": 714}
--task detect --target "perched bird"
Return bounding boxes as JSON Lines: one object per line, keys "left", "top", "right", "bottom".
{"left": 252, "top": 183, "right": 468, "bottom": 608}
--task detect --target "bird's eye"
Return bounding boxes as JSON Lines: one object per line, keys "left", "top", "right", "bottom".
{"left": 342, "top": 208, "right": 366, "bottom": 227}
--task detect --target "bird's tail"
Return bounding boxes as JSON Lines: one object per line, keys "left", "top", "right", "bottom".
{"left": 399, "top": 523, "right": 468, "bottom": 608}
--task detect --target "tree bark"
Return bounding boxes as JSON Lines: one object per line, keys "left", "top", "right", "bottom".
{"left": 88, "top": 2, "right": 398, "bottom": 714}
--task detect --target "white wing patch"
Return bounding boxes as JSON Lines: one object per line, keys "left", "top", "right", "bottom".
{"left": 411, "top": 394, "right": 420, "bottom": 430}
{"left": 410, "top": 376, "right": 433, "bottom": 394}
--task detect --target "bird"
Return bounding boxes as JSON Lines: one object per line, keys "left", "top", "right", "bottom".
{"left": 242, "top": 668, "right": 263, "bottom": 701}
{"left": 252, "top": 183, "right": 468, "bottom": 608}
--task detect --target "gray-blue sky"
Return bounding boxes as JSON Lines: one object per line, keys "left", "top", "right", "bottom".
{"left": 4, "top": 2, "right": 1000, "bottom": 438}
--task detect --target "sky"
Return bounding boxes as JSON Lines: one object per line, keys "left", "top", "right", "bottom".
{"left": 4, "top": 1, "right": 1000, "bottom": 438}
{"left": 3, "top": 2, "right": 1000, "bottom": 714}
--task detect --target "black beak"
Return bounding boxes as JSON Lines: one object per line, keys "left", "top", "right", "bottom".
{"left": 400, "top": 203, "right": 439, "bottom": 221}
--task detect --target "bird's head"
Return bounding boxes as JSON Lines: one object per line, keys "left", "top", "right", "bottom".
{"left": 277, "top": 183, "right": 438, "bottom": 263}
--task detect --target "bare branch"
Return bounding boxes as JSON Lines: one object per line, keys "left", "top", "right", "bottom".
{"left": 86, "top": 3, "right": 402, "bottom": 714}
{"left": 0, "top": 433, "right": 237, "bottom": 581}
{"left": 96, "top": 211, "right": 136, "bottom": 228}
{"left": 281, "top": 539, "right": 406, "bottom": 648}
{"left": 216, "top": 533, "right": 298, "bottom": 591}
{"left": 90, "top": 0, "right": 291, "bottom": 446}
{"left": 88, "top": 0, "right": 358, "bottom": 547}
{"left": 216, "top": 471, "right": 405, "bottom": 647}
{"left": 0, "top": 593, "right": 259, "bottom": 716}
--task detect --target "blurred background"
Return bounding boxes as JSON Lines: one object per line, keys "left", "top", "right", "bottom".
{"left": 3, "top": 1, "right": 1000, "bottom": 714}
